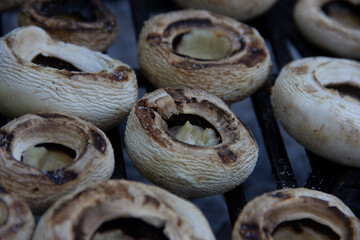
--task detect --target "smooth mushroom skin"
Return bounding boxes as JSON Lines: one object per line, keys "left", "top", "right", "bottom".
{"left": 294, "top": 0, "right": 360, "bottom": 59}
{"left": 33, "top": 179, "right": 215, "bottom": 240}
{"left": 125, "top": 88, "right": 258, "bottom": 198}
{"left": 0, "top": 112, "right": 115, "bottom": 214}
{"left": 0, "top": 0, "right": 26, "bottom": 12}
{"left": 0, "top": 26, "right": 138, "bottom": 130}
{"left": 272, "top": 57, "right": 360, "bottom": 167}
{"left": 232, "top": 188, "right": 360, "bottom": 240}
{"left": 18, "top": 0, "right": 119, "bottom": 52}
{"left": 137, "top": 9, "right": 272, "bottom": 104}
{"left": 0, "top": 188, "right": 35, "bottom": 240}
{"left": 172, "top": 0, "right": 277, "bottom": 21}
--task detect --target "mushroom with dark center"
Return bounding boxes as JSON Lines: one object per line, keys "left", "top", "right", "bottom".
{"left": 32, "top": 54, "right": 82, "bottom": 72}
{"left": 321, "top": 1, "right": 360, "bottom": 29}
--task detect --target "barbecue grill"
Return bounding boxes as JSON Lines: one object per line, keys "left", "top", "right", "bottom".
{"left": 1, "top": 0, "right": 359, "bottom": 239}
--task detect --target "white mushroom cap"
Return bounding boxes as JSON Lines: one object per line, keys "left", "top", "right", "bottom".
{"left": 0, "top": 26, "right": 138, "bottom": 130}
{"left": 172, "top": 0, "right": 278, "bottom": 21}
{"left": 272, "top": 57, "right": 360, "bottom": 166}
{"left": 294, "top": 0, "right": 360, "bottom": 59}
{"left": 125, "top": 88, "right": 258, "bottom": 198}
{"left": 232, "top": 188, "right": 360, "bottom": 239}
{"left": 33, "top": 179, "right": 215, "bottom": 240}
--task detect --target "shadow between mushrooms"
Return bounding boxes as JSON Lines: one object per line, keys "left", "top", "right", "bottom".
{"left": 294, "top": 0, "right": 360, "bottom": 59}
{"left": 125, "top": 88, "right": 258, "bottom": 198}
{"left": 232, "top": 188, "right": 360, "bottom": 240}
{"left": 18, "top": 0, "right": 119, "bottom": 52}
{"left": 0, "top": 26, "right": 138, "bottom": 130}
{"left": 137, "top": 9, "right": 272, "bottom": 104}
{"left": 33, "top": 179, "right": 215, "bottom": 240}
{"left": 0, "top": 112, "right": 114, "bottom": 214}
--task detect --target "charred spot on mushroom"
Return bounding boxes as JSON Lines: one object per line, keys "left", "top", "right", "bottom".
{"left": 0, "top": 130, "right": 13, "bottom": 151}
{"left": 45, "top": 169, "right": 77, "bottom": 185}
{"left": 272, "top": 218, "right": 340, "bottom": 240}
{"left": 90, "top": 130, "right": 107, "bottom": 154}
{"left": 325, "top": 83, "right": 360, "bottom": 101}
{"left": 91, "top": 218, "right": 168, "bottom": 240}
{"left": 38, "top": 0, "right": 97, "bottom": 22}
{"left": 21, "top": 143, "right": 76, "bottom": 171}
{"left": 32, "top": 54, "right": 82, "bottom": 72}
{"left": 322, "top": 1, "right": 360, "bottom": 28}
{"left": 164, "top": 18, "right": 213, "bottom": 38}
{"left": 166, "top": 114, "right": 221, "bottom": 146}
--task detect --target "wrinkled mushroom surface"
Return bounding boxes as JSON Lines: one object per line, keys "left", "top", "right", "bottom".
{"left": 172, "top": 0, "right": 277, "bottom": 21}
{"left": 138, "top": 9, "right": 272, "bottom": 103}
{"left": 125, "top": 88, "right": 258, "bottom": 198}
{"left": 33, "top": 179, "right": 215, "bottom": 240}
{"left": 294, "top": 0, "right": 360, "bottom": 59}
{"left": 0, "top": 188, "right": 35, "bottom": 240}
{"left": 272, "top": 57, "right": 360, "bottom": 166}
{"left": 18, "top": 0, "right": 119, "bottom": 52}
{"left": 0, "top": 112, "right": 114, "bottom": 214}
{"left": 232, "top": 188, "right": 360, "bottom": 240}
{"left": 0, "top": 26, "right": 138, "bottom": 130}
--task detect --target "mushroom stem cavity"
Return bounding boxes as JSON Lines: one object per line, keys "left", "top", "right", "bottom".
{"left": 325, "top": 83, "right": 360, "bottom": 101}
{"left": 91, "top": 218, "right": 168, "bottom": 240}
{"left": 0, "top": 200, "right": 7, "bottom": 224}
{"left": 39, "top": 0, "right": 97, "bottom": 22}
{"left": 32, "top": 53, "right": 82, "bottom": 72}
{"left": 174, "top": 29, "right": 231, "bottom": 60}
{"left": 272, "top": 218, "right": 340, "bottom": 240}
{"left": 21, "top": 143, "right": 76, "bottom": 171}
{"left": 322, "top": 1, "right": 360, "bottom": 28}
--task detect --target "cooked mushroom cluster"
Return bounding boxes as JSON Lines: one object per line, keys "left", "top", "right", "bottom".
{"left": 138, "top": 9, "right": 272, "bottom": 103}
{"left": 0, "top": 112, "right": 114, "bottom": 214}
{"left": 18, "top": 0, "right": 119, "bottom": 52}
{"left": 33, "top": 180, "right": 215, "bottom": 240}
{"left": 232, "top": 188, "right": 360, "bottom": 240}
{"left": 0, "top": 26, "right": 138, "bottom": 130}
{"left": 125, "top": 88, "right": 258, "bottom": 198}
{"left": 272, "top": 57, "right": 360, "bottom": 167}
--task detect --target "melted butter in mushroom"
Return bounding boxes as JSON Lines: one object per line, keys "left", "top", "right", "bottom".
{"left": 322, "top": 1, "right": 360, "bottom": 28}
{"left": 175, "top": 29, "right": 231, "bottom": 60}
{"left": 169, "top": 121, "right": 219, "bottom": 146}
{"left": 21, "top": 144, "right": 74, "bottom": 171}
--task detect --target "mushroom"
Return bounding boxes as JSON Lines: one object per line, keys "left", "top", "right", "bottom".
{"left": 18, "top": 0, "right": 119, "bottom": 52}
{"left": 0, "top": 112, "right": 114, "bottom": 214}
{"left": 33, "top": 179, "right": 215, "bottom": 240}
{"left": 0, "top": 26, "right": 138, "bottom": 130}
{"left": 294, "top": 0, "right": 360, "bottom": 59}
{"left": 0, "top": 188, "right": 35, "bottom": 240}
{"left": 172, "top": 0, "right": 278, "bottom": 21}
{"left": 125, "top": 88, "right": 258, "bottom": 198}
{"left": 232, "top": 188, "right": 360, "bottom": 239}
{"left": 272, "top": 57, "right": 360, "bottom": 167}
{"left": 137, "top": 9, "right": 272, "bottom": 104}
{"left": 0, "top": 0, "right": 26, "bottom": 12}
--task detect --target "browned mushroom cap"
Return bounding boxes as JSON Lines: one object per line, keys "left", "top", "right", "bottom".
{"left": 125, "top": 88, "right": 258, "bottom": 198}
{"left": 172, "top": 0, "right": 278, "bottom": 21}
{"left": 18, "top": 0, "right": 118, "bottom": 52}
{"left": 0, "top": 188, "right": 35, "bottom": 240}
{"left": 294, "top": 0, "right": 360, "bottom": 59}
{"left": 0, "top": 26, "right": 138, "bottom": 130}
{"left": 0, "top": 112, "right": 114, "bottom": 215}
{"left": 0, "top": 0, "right": 26, "bottom": 12}
{"left": 232, "top": 188, "right": 360, "bottom": 240}
{"left": 33, "top": 179, "right": 215, "bottom": 240}
{"left": 137, "top": 9, "right": 272, "bottom": 104}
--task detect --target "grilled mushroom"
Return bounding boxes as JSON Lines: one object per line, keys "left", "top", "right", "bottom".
{"left": 33, "top": 179, "right": 215, "bottom": 240}
{"left": 0, "top": 112, "right": 114, "bottom": 214}
{"left": 137, "top": 9, "right": 272, "bottom": 104}
{"left": 18, "top": 0, "right": 118, "bottom": 52}
{"left": 0, "top": 26, "right": 138, "bottom": 130}
{"left": 0, "top": 188, "right": 35, "bottom": 240}
{"left": 272, "top": 57, "right": 360, "bottom": 167}
{"left": 125, "top": 88, "right": 258, "bottom": 198}
{"left": 0, "top": 0, "right": 26, "bottom": 12}
{"left": 294, "top": 0, "right": 360, "bottom": 59}
{"left": 232, "top": 188, "right": 360, "bottom": 240}
{"left": 172, "top": 0, "right": 277, "bottom": 21}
